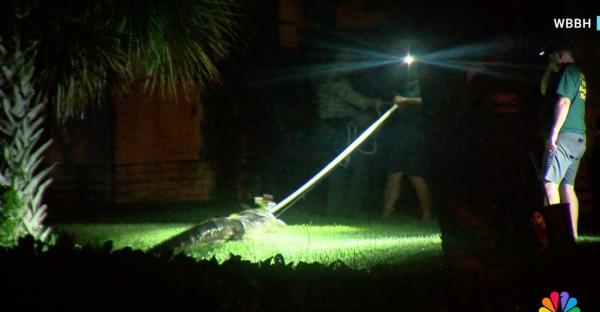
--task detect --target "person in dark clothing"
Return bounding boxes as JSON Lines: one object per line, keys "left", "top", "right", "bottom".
{"left": 382, "top": 80, "right": 433, "bottom": 221}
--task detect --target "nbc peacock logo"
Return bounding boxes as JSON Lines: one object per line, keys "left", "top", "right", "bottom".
{"left": 539, "top": 291, "right": 580, "bottom": 312}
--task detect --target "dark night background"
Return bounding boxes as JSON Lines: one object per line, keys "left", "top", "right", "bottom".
{"left": 201, "top": 0, "right": 600, "bottom": 221}
{"left": 2, "top": 0, "right": 600, "bottom": 310}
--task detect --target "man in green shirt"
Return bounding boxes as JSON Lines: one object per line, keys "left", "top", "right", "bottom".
{"left": 540, "top": 41, "right": 587, "bottom": 238}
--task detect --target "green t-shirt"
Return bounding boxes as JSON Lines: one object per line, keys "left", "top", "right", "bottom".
{"left": 548, "top": 64, "right": 587, "bottom": 134}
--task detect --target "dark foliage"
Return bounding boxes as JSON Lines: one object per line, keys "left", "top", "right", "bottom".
{"left": 3, "top": 0, "right": 242, "bottom": 121}
{"left": 1, "top": 235, "right": 599, "bottom": 311}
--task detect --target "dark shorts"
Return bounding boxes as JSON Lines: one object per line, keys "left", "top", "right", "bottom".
{"left": 387, "top": 131, "right": 428, "bottom": 176}
{"left": 542, "top": 132, "right": 586, "bottom": 185}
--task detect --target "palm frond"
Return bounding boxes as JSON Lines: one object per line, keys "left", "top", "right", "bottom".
{"left": 11, "top": 0, "right": 243, "bottom": 121}
{"left": 0, "top": 36, "right": 54, "bottom": 244}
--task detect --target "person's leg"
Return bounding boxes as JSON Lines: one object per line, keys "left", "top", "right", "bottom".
{"left": 543, "top": 182, "right": 561, "bottom": 205}
{"left": 541, "top": 135, "right": 565, "bottom": 206}
{"left": 383, "top": 172, "right": 403, "bottom": 219}
{"left": 559, "top": 184, "right": 578, "bottom": 238}
{"left": 556, "top": 133, "right": 586, "bottom": 239}
{"left": 409, "top": 175, "right": 433, "bottom": 221}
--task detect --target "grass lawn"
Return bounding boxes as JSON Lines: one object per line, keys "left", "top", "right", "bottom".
{"left": 51, "top": 204, "right": 600, "bottom": 270}
{"left": 52, "top": 206, "right": 443, "bottom": 270}
{"left": 40, "top": 205, "right": 600, "bottom": 310}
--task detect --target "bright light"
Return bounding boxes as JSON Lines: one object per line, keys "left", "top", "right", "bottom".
{"left": 403, "top": 54, "right": 415, "bottom": 65}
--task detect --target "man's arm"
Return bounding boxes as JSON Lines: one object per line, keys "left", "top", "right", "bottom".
{"left": 393, "top": 95, "right": 422, "bottom": 107}
{"left": 547, "top": 96, "right": 571, "bottom": 149}
{"left": 547, "top": 64, "right": 579, "bottom": 149}
{"left": 337, "top": 79, "right": 382, "bottom": 110}
{"left": 540, "top": 62, "right": 559, "bottom": 95}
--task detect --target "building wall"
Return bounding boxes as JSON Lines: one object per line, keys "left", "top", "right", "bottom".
{"left": 333, "top": 0, "right": 390, "bottom": 29}
{"left": 112, "top": 82, "right": 215, "bottom": 203}
{"left": 44, "top": 104, "right": 113, "bottom": 209}
{"left": 278, "top": 0, "right": 303, "bottom": 48}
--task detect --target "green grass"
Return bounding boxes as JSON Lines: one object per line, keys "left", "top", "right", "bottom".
{"left": 53, "top": 208, "right": 443, "bottom": 269}
{"left": 185, "top": 223, "right": 442, "bottom": 269}
{"left": 55, "top": 223, "right": 194, "bottom": 250}
{"left": 576, "top": 235, "right": 600, "bottom": 244}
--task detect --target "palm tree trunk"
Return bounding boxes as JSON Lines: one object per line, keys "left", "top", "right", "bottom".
{"left": 0, "top": 38, "right": 53, "bottom": 245}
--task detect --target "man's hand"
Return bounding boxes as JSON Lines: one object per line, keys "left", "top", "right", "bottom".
{"left": 547, "top": 60, "right": 560, "bottom": 73}
{"left": 547, "top": 132, "right": 558, "bottom": 151}
{"left": 393, "top": 95, "right": 407, "bottom": 105}
{"left": 393, "top": 95, "right": 422, "bottom": 107}
{"left": 547, "top": 53, "right": 561, "bottom": 73}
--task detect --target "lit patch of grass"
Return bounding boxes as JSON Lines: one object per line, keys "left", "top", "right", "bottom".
{"left": 54, "top": 221, "right": 442, "bottom": 269}
{"left": 187, "top": 226, "right": 442, "bottom": 269}
{"left": 56, "top": 223, "right": 193, "bottom": 250}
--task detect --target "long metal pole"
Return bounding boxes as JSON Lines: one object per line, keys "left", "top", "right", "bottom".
{"left": 269, "top": 104, "right": 398, "bottom": 214}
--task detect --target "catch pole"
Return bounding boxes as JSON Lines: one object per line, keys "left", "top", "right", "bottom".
{"left": 269, "top": 103, "right": 398, "bottom": 215}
